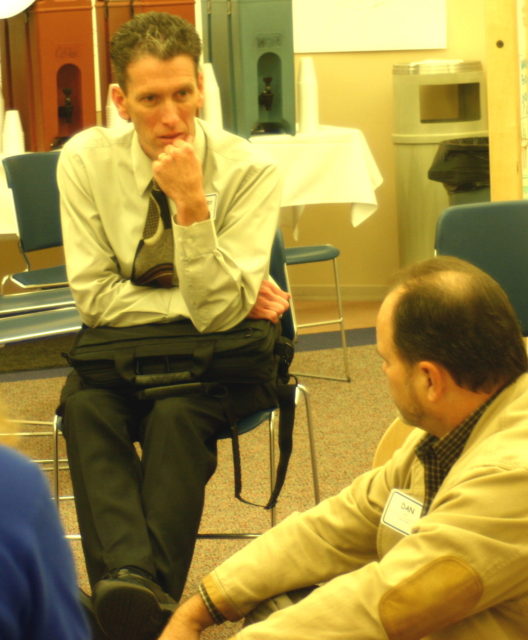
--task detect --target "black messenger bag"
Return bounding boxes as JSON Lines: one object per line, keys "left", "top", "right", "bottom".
{"left": 63, "top": 317, "right": 296, "bottom": 509}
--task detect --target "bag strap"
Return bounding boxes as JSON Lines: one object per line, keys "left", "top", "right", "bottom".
{"left": 224, "top": 381, "right": 296, "bottom": 510}
{"left": 139, "top": 381, "right": 296, "bottom": 509}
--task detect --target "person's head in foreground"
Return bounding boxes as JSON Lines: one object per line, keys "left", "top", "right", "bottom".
{"left": 376, "top": 255, "right": 527, "bottom": 436}
{"left": 157, "top": 256, "right": 528, "bottom": 640}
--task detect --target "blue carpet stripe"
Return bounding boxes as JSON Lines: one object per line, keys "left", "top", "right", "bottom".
{"left": 296, "top": 327, "right": 375, "bottom": 351}
{"left": 0, "top": 366, "right": 72, "bottom": 382}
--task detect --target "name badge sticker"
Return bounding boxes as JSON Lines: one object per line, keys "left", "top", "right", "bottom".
{"left": 381, "top": 489, "right": 423, "bottom": 536}
{"left": 206, "top": 193, "right": 218, "bottom": 220}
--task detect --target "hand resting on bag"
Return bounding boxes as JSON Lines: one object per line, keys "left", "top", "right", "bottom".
{"left": 247, "top": 280, "right": 290, "bottom": 324}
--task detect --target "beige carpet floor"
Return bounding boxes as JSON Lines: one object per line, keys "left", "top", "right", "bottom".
{"left": 0, "top": 343, "right": 396, "bottom": 639}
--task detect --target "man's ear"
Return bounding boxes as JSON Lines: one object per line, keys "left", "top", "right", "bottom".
{"left": 417, "top": 360, "right": 446, "bottom": 402}
{"left": 111, "top": 84, "right": 130, "bottom": 121}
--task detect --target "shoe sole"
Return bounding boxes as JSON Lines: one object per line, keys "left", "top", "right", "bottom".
{"left": 79, "top": 589, "right": 110, "bottom": 640}
{"left": 94, "top": 580, "right": 170, "bottom": 640}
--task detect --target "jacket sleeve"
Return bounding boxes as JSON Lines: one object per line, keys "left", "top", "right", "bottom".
{"left": 202, "top": 466, "right": 389, "bottom": 630}
{"left": 202, "top": 445, "right": 528, "bottom": 639}
{"left": 58, "top": 140, "right": 281, "bottom": 331}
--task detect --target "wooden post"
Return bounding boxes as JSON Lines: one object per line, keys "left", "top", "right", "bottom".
{"left": 485, "top": 0, "right": 523, "bottom": 200}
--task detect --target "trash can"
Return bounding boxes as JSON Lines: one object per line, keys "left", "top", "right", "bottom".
{"left": 393, "top": 60, "right": 488, "bottom": 266}
{"left": 428, "top": 137, "right": 489, "bottom": 205}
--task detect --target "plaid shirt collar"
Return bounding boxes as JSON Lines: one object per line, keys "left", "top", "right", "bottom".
{"left": 415, "top": 387, "right": 503, "bottom": 514}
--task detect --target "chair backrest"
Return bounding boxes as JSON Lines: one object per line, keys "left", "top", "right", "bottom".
{"left": 2, "top": 151, "right": 62, "bottom": 253}
{"left": 270, "top": 229, "right": 295, "bottom": 341}
{"left": 371, "top": 419, "right": 415, "bottom": 468}
{"left": 435, "top": 201, "right": 528, "bottom": 335}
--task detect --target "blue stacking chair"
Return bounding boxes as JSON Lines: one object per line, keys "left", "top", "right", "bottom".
{"left": 0, "top": 147, "right": 81, "bottom": 479}
{"left": 0, "top": 306, "right": 81, "bottom": 344}
{"left": 284, "top": 243, "right": 350, "bottom": 382}
{"left": 435, "top": 200, "right": 528, "bottom": 335}
{"left": 0, "top": 304, "right": 82, "bottom": 496}
{"left": 53, "top": 230, "right": 320, "bottom": 541}
{"left": 0, "top": 287, "right": 75, "bottom": 318}
{"left": 2, "top": 152, "right": 68, "bottom": 293}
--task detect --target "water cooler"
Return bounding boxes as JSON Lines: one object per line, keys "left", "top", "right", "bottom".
{"left": 201, "top": 0, "right": 295, "bottom": 138}
{"left": 393, "top": 60, "right": 488, "bottom": 266}
{"left": 0, "top": 0, "right": 97, "bottom": 151}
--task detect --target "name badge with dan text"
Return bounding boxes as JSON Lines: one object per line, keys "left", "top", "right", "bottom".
{"left": 381, "top": 489, "right": 423, "bottom": 536}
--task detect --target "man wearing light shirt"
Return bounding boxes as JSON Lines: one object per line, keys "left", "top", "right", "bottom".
{"left": 58, "top": 12, "right": 289, "bottom": 640}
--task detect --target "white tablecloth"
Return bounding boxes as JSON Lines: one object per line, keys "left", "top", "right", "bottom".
{"left": 250, "top": 125, "right": 383, "bottom": 235}
{"left": 1, "top": 126, "right": 383, "bottom": 236}
{"left": 0, "top": 160, "right": 17, "bottom": 236}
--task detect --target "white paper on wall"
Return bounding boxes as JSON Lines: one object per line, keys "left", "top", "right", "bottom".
{"left": 292, "top": 0, "right": 447, "bottom": 53}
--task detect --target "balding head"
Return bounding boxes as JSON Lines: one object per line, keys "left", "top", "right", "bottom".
{"left": 387, "top": 257, "right": 527, "bottom": 393}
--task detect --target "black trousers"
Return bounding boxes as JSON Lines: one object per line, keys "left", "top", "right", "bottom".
{"left": 61, "top": 379, "right": 276, "bottom": 600}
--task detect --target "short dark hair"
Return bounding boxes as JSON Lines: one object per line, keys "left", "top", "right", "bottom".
{"left": 110, "top": 12, "right": 202, "bottom": 90}
{"left": 389, "top": 256, "right": 527, "bottom": 393}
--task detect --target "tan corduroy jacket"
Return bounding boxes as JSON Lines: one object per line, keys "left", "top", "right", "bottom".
{"left": 203, "top": 373, "right": 528, "bottom": 639}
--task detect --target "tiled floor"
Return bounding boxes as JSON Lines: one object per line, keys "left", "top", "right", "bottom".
{"left": 292, "top": 299, "right": 380, "bottom": 334}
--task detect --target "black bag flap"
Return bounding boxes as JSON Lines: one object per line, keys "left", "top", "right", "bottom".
{"left": 65, "top": 318, "right": 282, "bottom": 388}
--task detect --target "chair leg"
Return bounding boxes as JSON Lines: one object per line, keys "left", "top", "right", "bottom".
{"left": 53, "top": 414, "right": 61, "bottom": 506}
{"left": 53, "top": 416, "right": 82, "bottom": 541}
{"left": 268, "top": 410, "right": 278, "bottom": 528}
{"left": 291, "top": 257, "right": 351, "bottom": 383}
{"left": 331, "top": 257, "right": 351, "bottom": 383}
{"left": 297, "top": 384, "right": 320, "bottom": 504}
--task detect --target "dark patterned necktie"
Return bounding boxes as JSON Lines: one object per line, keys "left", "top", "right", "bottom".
{"left": 132, "top": 182, "right": 178, "bottom": 288}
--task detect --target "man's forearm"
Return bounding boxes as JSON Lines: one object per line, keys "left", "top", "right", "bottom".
{"left": 159, "top": 594, "right": 214, "bottom": 639}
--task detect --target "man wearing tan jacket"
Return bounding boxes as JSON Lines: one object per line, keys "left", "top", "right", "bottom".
{"left": 159, "top": 256, "right": 528, "bottom": 640}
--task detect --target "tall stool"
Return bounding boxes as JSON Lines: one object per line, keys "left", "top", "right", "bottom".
{"left": 285, "top": 244, "right": 351, "bottom": 382}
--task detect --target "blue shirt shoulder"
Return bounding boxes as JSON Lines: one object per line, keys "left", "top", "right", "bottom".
{"left": 0, "top": 446, "right": 89, "bottom": 640}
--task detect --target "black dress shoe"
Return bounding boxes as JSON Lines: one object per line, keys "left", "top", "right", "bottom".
{"left": 93, "top": 568, "right": 176, "bottom": 640}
